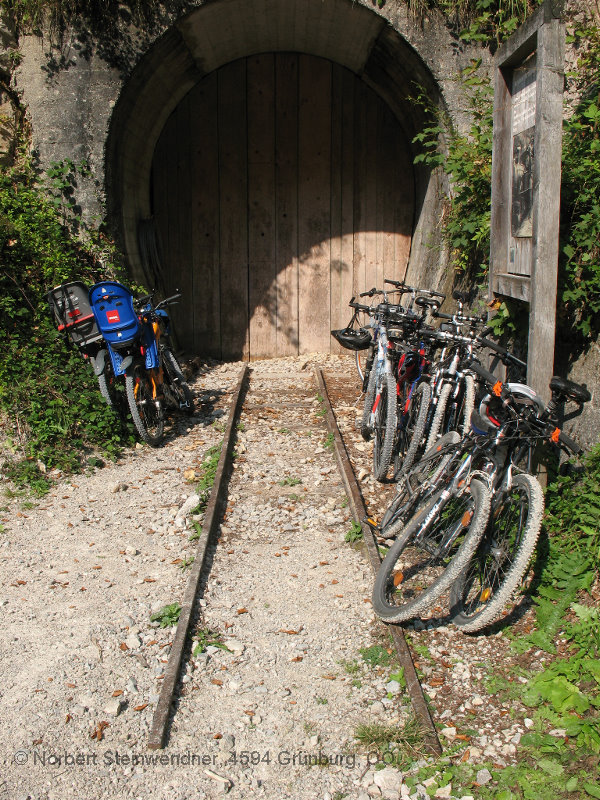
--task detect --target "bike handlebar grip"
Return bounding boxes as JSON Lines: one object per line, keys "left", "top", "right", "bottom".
{"left": 359, "top": 287, "right": 378, "bottom": 297}
{"left": 478, "top": 337, "right": 527, "bottom": 369}
{"left": 466, "top": 360, "right": 510, "bottom": 397}
{"left": 384, "top": 278, "right": 403, "bottom": 287}
{"left": 557, "top": 430, "right": 583, "bottom": 455}
{"left": 433, "top": 311, "right": 453, "bottom": 320}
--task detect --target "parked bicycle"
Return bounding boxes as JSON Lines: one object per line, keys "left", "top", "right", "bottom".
{"left": 89, "top": 281, "right": 194, "bottom": 446}
{"left": 47, "top": 281, "right": 122, "bottom": 410}
{"left": 371, "top": 352, "right": 589, "bottom": 627}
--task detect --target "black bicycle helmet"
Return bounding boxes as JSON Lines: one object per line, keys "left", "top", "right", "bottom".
{"left": 331, "top": 327, "right": 372, "bottom": 351}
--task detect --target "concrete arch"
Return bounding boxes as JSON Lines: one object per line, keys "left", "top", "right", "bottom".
{"left": 106, "top": 0, "right": 451, "bottom": 300}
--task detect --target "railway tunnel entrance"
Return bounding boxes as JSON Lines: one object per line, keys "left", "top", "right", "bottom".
{"left": 106, "top": 0, "right": 446, "bottom": 359}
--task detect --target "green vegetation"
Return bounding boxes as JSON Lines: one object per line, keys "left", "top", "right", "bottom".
{"left": 193, "top": 443, "right": 222, "bottom": 513}
{"left": 278, "top": 476, "right": 301, "bottom": 487}
{"left": 359, "top": 644, "right": 393, "bottom": 668}
{"left": 0, "top": 157, "right": 131, "bottom": 492}
{"left": 192, "top": 626, "right": 230, "bottom": 657}
{"left": 355, "top": 717, "right": 429, "bottom": 768}
{"left": 344, "top": 520, "right": 363, "bottom": 544}
{"left": 150, "top": 602, "right": 181, "bottom": 628}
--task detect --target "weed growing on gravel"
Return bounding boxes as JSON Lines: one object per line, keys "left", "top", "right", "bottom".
{"left": 315, "top": 696, "right": 328, "bottom": 705}
{"left": 150, "top": 603, "right": 181, "bottom": 628}
{"left": 355, "top": 717, "right": 428, "bottom": 767}
{"left": 279, "top": 476, "right": 301, "bottom": 487}
{"left": 188, "top": 524, "right": 202, "bottom": 541}
{"left": 339, "top": 658, "right": 361, "bottom": 675}
{"left": 323, "top": 432, "right": 334, "bottom": 450}
{"left": 359, "top": 644, "right": 393, "bottom": 668}
{"left": 178, "top": 556, "right": 195, "bottom": 570}
{"left": 193, "top": 443, "right": 222, "bottom": 513}
{"left": 192, "top": 627, "right": 230, "bottom": 657}
{"left": 344, "top": 520, "right": 363, "bottom": 543}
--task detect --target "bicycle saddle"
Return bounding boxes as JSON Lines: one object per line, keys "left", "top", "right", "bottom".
{"left": 415, "top": 296, "right": 442, "bottom": 311}
{"left": 549, "top": 376, "right": 591, "bottom": 404}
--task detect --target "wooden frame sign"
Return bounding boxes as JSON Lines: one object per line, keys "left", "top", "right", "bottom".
{"left": 489, "top": 0, "right": 565, "bottom": 397}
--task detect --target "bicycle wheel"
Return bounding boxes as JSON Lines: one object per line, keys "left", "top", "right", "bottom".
{"left": 372, "top": 372, "right": 397, "bottom": 482}
{"left": 360, "top": 360, "right": 378, "bottom": 441}
{"left": 425, "top": 374, "right": 475, "bottom": 451}
{"left": 162, "top": 348, "right": 194, "bottom": 414}
{"left": 381, "top": 431, "right": 462, "bottom": 535}
{"left": 125, "top": 364, "right": 164, "bottom": 447}
{"left": 394, "top": 381, "right": 431, "bottom": 478}
{"left": 450, "top": 472, "right": 544, "bottom": 632}
{"left": 372, "top": 477, "right": 491, "bottom": 623}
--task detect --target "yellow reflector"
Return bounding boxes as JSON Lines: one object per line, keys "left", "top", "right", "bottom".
{"left": 393, "top": 572, "right": 404, "bottom": 587}
{"left": 480, "top": 587, "right": 491, "bottom": 602}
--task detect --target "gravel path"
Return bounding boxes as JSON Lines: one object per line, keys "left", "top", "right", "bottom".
{"left": 0, "top": 355, "right": 540, "bottom": 800}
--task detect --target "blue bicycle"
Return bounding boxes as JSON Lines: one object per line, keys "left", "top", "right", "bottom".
{"left": 89, "top": 281, "right": 194, "bottom": 446}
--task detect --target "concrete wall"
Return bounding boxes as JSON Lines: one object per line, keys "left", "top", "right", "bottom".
{"left": 9, "top": 0, "right": 490, "bottom": 288}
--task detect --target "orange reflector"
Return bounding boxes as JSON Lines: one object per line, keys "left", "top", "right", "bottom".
{"left": 393, "top": 572, "right": 404, "bottom": 587}
{"left": 550, "top": 427, "right": 560, "bottom": 443}
{"left": 367, "top": 517, "right": 377, "bottom": 526}
{"left": 480, "top": 587, "right": 491, "bottom": 602}
{"left": 492, "top": 380, "right": 504, "bottom": 397}
{"left": 461, "top": 510, "right": 473, "bottom": 527}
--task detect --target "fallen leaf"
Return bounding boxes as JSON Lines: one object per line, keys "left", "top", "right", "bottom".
{"left": 237, "top": 608, "right": 248, "bottom": 615}
{"left": 321, "top": 674, "right": 336, "bottom": 680}
{"left": 65, "top": 714, "right": 72, "bottom": 723}
{"left": 112, "top": 690, "right": 124, "bottom": 697}
{"left": 211, "top": 679, "right": 223, "bottom": 686}
{"left": 134, "top": 704, "right": 148, "bottom": 712}
{"left": 90, "top": 721, "right": 109, "bottom": 741}
{"left": 119, "top": 643, "right": 129, "bottom": 651}
{"left": 291, "top": 656, "right": 303, "bottom": 662}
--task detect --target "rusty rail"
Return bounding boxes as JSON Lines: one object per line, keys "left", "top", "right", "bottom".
{"left": 314, "top": 367, "right": 442, "bottom": 757}
{"left": 148, "top": 365, "right": 249, "bottom": 750}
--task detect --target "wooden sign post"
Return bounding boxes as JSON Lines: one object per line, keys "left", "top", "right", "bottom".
{"left": 489, "top": 0, "right": 566, "bottom": 401}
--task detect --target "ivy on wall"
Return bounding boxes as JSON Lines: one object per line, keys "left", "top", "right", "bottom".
{"left": 0, "top": 156, "right": 131, "bottom": 490}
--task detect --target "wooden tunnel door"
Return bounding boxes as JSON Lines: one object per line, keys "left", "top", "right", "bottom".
{"left": 152, "top": 53, "right": 414, "bottom": 359}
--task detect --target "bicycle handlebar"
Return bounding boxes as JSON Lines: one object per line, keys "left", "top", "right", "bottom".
{"left": 466, "top": 359, "right": 511, "bottom": 399}
{"left": 477, "top": 337, "right": 527, "bottom": 370}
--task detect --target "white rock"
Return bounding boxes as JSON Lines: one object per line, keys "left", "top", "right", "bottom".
{"left": 104, "top": 698, "right": 123, "bottom": 716}
{"left": 435, "top": 785, "right": 452, "bottom": 798}
{"left": 178, "top": 494, "right": 200, "bottom": 517}
{"left": 441, "top": 727, "right": 457, "bottom": 741}
{"left": 476, "top": 768, "right": 492, "bottom": 785}
{"left": 373, "top": 766, "right": 403, "bottom": 795}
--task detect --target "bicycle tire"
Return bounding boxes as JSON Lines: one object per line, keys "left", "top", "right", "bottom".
{"left": 125, "top": 364, "right": 164, "bottom": 447}
{"left": 394, "top": 381, "right": 432, "bottom": 478}
{"left": 424, "top": 381, "right": 452, "bottom": 453}
{"left": 425, "top": 374, "right": 475, "bottom": 451}
{"left": 372, "top": 477, "right": 491, "bottom": 623}
{"left": 162, "top": 348, "right": 194, "bottom": 414}
{"left": 97, "top": 372, "right": 114, "bottom": 407}
{"left": 450, "top": 472, "right": 544, "bottom": 632}
{"left": 360, "top": 361, "right": 378, "bottom": 441}
{"left": 372, "top": 372, "right": 397, "bottom": 482}
{"left": 381, "top": 430, "right": 462, "bottom": 534}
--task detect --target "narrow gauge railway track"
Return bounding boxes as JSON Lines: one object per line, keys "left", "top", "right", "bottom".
{"left": 149, "top": 361, "right": 441, "bottom": 764}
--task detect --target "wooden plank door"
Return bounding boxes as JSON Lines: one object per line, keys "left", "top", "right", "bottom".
{"left": 152, "top": 53, "right": 414, "bottom": 359}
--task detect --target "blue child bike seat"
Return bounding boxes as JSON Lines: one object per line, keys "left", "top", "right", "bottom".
{"left": 89, "top": 281, "right": 141, "bottom": 348}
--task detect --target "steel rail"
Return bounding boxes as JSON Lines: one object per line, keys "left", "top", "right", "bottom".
{"left": 148, "top": 364, "right": 249, "bottom": 750}
{"left": 314, "top": 367, "right": 443, "bottom": 757}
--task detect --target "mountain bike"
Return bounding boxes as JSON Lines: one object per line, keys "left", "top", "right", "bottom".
{"left": 89, "top": 281, "right": 194, "bottom": 446}
{"left": 449, "top": 366, "right": 590, "bottom": 632}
